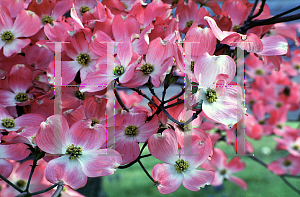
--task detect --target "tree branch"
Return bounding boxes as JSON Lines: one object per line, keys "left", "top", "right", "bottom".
{"left": 248, "top": 155, "right": 300, "bottom": 195}
{"left": 114, "top": 86, "right": 129, "bottom": 112}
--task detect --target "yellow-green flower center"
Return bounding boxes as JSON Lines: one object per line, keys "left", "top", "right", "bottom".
{"left": 295, "top": 64, "right": 300, "bottom": 70}
{"left": 177, "top": 120, "right": 190, "bottom": 132}
{"left": 283, "top": 160, "right": 292, "bottom": 166}
{"left": 41, "top": 15, "right": 54, "bottom": 25}
{"left": 220, "top": 169, "right": 227, "bottom": 175}
{"left": 80, "top": 6, "right": 91, "bottom": 14}
{"left": 232, "top": 25, "right": 241, "bottom": 31}
{"left": 191, "top": 61, "right": 195, "bottom": 72}
{"left": 114, "top": 65, "right": 125, "bottom": 76}
{"left": 277, "top": 124, "right": 283, "bottom": 129}
{"left": 76, "top": 52, "right": 91, "bottom": 66}
{"left": 75, "top": 90, "right": 86, "bottom": 100}
{"left": 293, "top": 145, "right": 299, "bottom": 151}
{"left": 140, "top": 63, "right": 154, "bottom": 75}
{"left": 124, "top": 125, "right": 138, "bottom": 136}
{"left": 1, "top": 31, "right": 15, "bottom": 43}
{"left": 91, "top": 118, "right": 99, "bottom": 127}
{"left": 186, "top": 20, "right": 194, "bottom": 27}
{"left": 174, "top": 158, "right": 190, "bottom": 173}
{"left": 255, "top": 69, "right": 263, "bottom": 75}
{"left": 16, "top": 180, "right": 26, "bottom": 188}
{"left": 66, "top": 144, "right": 83, "bottom": 160}
{"left": 276, "top": 102, "right": 282, "bottom": 108}
{"left": 2, "top": 118, "right": 15, "bottom": 128}
{"left": 206, "top": 88, "right": 217, "bottom": 103}
{"left": 15, "top": 92, "right": 29, "bottom": 102}
{"left": 258, "top": 120, "right": 265, "bottom": 125}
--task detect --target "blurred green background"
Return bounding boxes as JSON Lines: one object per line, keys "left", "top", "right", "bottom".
{"left": 102, "top": 121, "right": 300, "bottom": 197}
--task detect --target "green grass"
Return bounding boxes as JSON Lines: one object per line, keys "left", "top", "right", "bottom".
{"left": 102, "top": 122, "right": 300, "bottom": 197}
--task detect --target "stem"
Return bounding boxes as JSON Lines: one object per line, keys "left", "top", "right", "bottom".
{"left": 246, "top": 0, "right": 259, "bottom": 22}
{"left": 240, "top": 11, "right": 300, "bottom": 33}
{"left": 248, "top": 155, "right": 300, "bottom": 195}
{"left": 114, "top": 86, "right": 129, "bottom": 112}
{"left": 51, "top": 182, "right": 64, "bottom": 197}
{"left": 165, "top": 100, "right": 184, "bottom": 109}
{"left": 163, "top": 88, "right": 184, "bottom": 104}
{"left": 248, "top": 0, "right": 266, "bottom": 21}
{"left": 130, "top": 88, "right": 158, "bottom": 108}
{"left": 162, "top": 84, "right": 168, "bottom": 102}
{"left": 0, "top": 174, "right": 23, "bottom": 193}
{"left": 148, "top": 87, "right": 161, "bottom": 103}
{"left": 279, "top": 176, "right": 300, "bottom": 195}
{"left": 138, "top": 160, "right": 154, "bottom": 183}
{"left": 25, "top": 147, "right": 40, "bottom": 192}
{"left": 29, "top": 183, "right": 58, "bottom": 196}
{"left": 140, "top": 154, "right": 152, "bottom": 159}
{"left": 159, "top": 105, "right": 182, "bottom": 125}
{"left": 119, "top": 142, "right": 150, "bottom": 169}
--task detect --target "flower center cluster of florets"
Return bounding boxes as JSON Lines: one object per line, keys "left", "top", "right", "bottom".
{"left": 140, "top": 63, "right": 154, "bottom": 75}
{"left": 41, "top": 15, "right": 54, "bottom": 25}
{"left": 186, "top": 20, "right": 194, "bottom": 27}
{"left": 16, "top": 180, "right": 26, "bottom": 188}
{"left": 206, "top": 88, "right": 217, "bottom": 103}
{"left": 124, "top": 125, "right": 138, "bottom": 136}
{"left": 2, "top": 118, "right": 15, "bottom": 128}
{"left": 220, "top": 169, "right": 227, "bottom": 175}
{"left": 15, "top": 92, "right": 29, "bottom": 102}
{"left": 91, "top": 118, "right": 99, "bottom": 127}
{"left": 75, "top": 90, "right": 86, "bottom": 100}
{"left": 114, "top": 65, "right": 125, "bottom": 76}
{"left": 178, "top": 120, "right": 190, "bottom": 132}
{"left": 66, "top": 144, "right": 83, "bottom": 160}
{"left": 191, "top": 61, "right": 195, "bottom": 72}
{"left": 283, "top": 160, "right": 292, "bottom": 166}
{"left": 80, "top": 6, "right": 91, "bottom": 14}
{"left": 76, "top": 53, "right": 91, "bottom": 66}
{"left": 174, "top": 158, "right": 190, "bottom": 173}
{"left": 255, "top": 69, "right": 263, "bottom": 75}
{"left": 293, "top": 145, "right": 299, "bottom": 150}
{"left": 1, "top": 31, "right": 14, "bottom": 43}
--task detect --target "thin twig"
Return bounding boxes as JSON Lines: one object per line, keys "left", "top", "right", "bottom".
{"left": 279, "top": 176, "right": 300, "bottom": 195}
{"left": 165, "top": 100, "right": 184, "bottom": 109}
{"left": 0, "top": 174, "right": 23, "bottom": 193}
{"left": 246, "top": 0, "right": 259, "bottom": 22}
{"left": 29, "top": 183, "right": 59, "bottom": 196}
{"left": 148, "top": 87, "right": 162, "bottom": 103}
{"left": 130, "top": 88, "right": 159, "bottom": 108}
{"left": 248, "top": 155, "right": 300, "bottom": 195}
{"left": 114, "top": 87, "right": 129, "bottom": 112}
{"left": 163, "top": 88, "right": 184, "bottom": 104}
{"left": 51, "top": 182, "right": 64, "bottom": 197}
{"left": 248, "top": 0, "right": 266, "bottom": 21}
{"left": 25, "top": 147, "right": 40, "bottom": 192}
{"left": 138, "top": 160, "right": 155, "bottom": 183}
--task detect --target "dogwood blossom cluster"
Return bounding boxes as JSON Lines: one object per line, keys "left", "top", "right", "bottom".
{"left": 0, "top": 0, "right": 299, "bottom": 196}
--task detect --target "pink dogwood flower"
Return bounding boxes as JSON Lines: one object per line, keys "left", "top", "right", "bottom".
{"left": 148, "top": 129, "right": 215, "bottom": 194}
{"left": 0, "top": 64, "right": 34, "bottom": 107}
{"left": 36, "top": 115, "right": 122, "bottom": 189}
{"left": 0, "top": 5, "right": 40, "bottom": 57}
{"left": 268, "top": 154, "right": 300, "bottom": 176}
{"left": 108, "top": 110, "right": 159, "bottom": 164}
{"left": 201, "top": 148, "right": 247, "bottom": 190}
